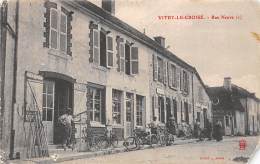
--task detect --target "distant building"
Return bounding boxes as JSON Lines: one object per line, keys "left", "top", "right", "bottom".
{"left": 207, "top": 77, "right": 260, "bottom": 136}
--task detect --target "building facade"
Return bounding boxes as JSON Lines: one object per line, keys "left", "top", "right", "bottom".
{"left": 0, "top": 0, "right": 212, "bottom": 159}
{"left": 207, "top": 77, "right": 260, "bottom": 136}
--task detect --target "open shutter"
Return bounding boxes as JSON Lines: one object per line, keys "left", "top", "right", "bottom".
{"left": 131, "top": 47, "right": 139, "bottom": 74}
{"left": 179, "top": 69, "right": 183, "bottom": 91}
{"left": 187, "top": 73, "right": 190, "bottom": 94}
{"left": 176, "top": 66, "right": 180, "bottom": 89}
{"left": 106, "top": 35, "right": 113, "bottom": 67}
{"left": 168, "top": 63, "right": 172, "bottom": 88}
{"left": 89, "top": 22, "right": 98, "bottom": 63}
{"left": 24, "top": 72, "right": 43, "bottom": 121}
{"left": 43, "top": 1, "right": 57, "bottom": 48}
{"left": 116, "top": 36, "right": 124, "bottom": 72}
{"left": 163, "top": 60, "right": 168, "bottom": 85}
{"left": 61, "top": 7, "right": 73, "bottom": 55}
{"left": 153, "top": 54, "right": 158, "bottom": 81}
{"left": 101, "top": 89, "right": 106, "bottom": 125}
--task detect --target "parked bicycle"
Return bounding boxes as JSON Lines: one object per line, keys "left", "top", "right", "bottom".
{"left": 81, "top": 127, "right": 99, "bottom": 151}
{"left": 123, "top": 127, "right": 158, "bottom": 151}
{"left": 97, "top": 127, "right": 119, "bottom": 149}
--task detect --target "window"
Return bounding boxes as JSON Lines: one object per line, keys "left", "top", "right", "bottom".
{"left": 50, "top": 8, "right": 67, "bottom": 53}
{"left": 119, "top": 42, "right": 125, "bottom": 72}
{"left": 87, "top": 87, "right": 103, "bottom": 123}
{"left": 197, "top": 112, "right": 200, "bottom": 122}
{"left": 157, "top": 57, "right": 163, "bottom": 83}
{"left": 126, "top": 93, "right": 134, "bottom": 122}
{"left": 158, "top": 96, "right": 165, "bottom": 123}
{"left": 93, "top": 29, "right": 100, "bottom": 64}
{"left": 136, "top": 95, "right": 144, "bottom": 126}
{"left": 112, "top": 89, "right": 122, "bottom": 124}
{"left": 171, "top": 64, "right": 177, "bottom": 88}
{"left": 91, "top": 28, "right": 114, "bottom": 68}
{"left": 182, "top": 70, "right": 189, "bottom": 93}
{"left": 42, "top": 81, "right": 55, "bottom": 121}
{"left": 106, "top": 35, "right": 113, "bottom": 67}
{"left": 225, "top": 116, "right": 230, "bottom": 127}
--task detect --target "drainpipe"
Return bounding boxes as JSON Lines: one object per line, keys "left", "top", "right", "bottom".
{"left": 0, "top": 0, "right": 8, "bottom": 142}
{"left": 9, "top": 0, "right": 19, "bottom": 159}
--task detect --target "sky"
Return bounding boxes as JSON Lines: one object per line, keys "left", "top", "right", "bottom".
{"left": 92, "top": 0, "right": 260, "bottom": 96}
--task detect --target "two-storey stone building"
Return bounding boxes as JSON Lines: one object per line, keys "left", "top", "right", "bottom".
{"left": 0, "top": 0, "right": 212, "bottom": 159}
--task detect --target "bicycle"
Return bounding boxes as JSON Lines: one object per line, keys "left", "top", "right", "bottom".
{"left": 123, "top": 127, "right": 158, "bottom": 151}
{"left": 81, "top": 127, "right": 99, "bottom": 151}
{"left": 97, "top": 128, "right": 119, "bottom": 150}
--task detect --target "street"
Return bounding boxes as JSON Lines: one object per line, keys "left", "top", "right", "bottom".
{"left": 61, "top": 136, "right": 259, "bottom": 164}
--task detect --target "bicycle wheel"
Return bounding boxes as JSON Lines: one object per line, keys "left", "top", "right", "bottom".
{"left": 149, "top": 134, "right": 158, "bottom": 145}
{"left": 111, "top": 135, "right": 119, "bottom": 148}
{"left": 123, "top": 137, "right": 139, "bottom": 151}
{"left": 97, "top": 136, "right": 109, "bottom": 150}
{"left": 89, "top": 136, "right": 99, "bottom": 152}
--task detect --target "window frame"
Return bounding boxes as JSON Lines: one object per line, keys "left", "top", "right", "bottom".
{"left": 93, "top": 28, "right": 100, "bottom": 65}
{"left": 112, "top": 89, "right": 123, "bottom": 125}
{"left": 130, "top": 47, "right": 139, "bottom": 75}
{"left": 119, "top": 42, "right": 125, "bottom": 72}
{"left": 42, "top": 81, "right": 55, "bottom": 122}
{"left": 49, "top": 8, "right": 68, "bottom": 53}
{"left": 136, "top": 95, "right": 144, "bottom": 126}
{"left": 157, "top": 56, "right": 164, "bottom": 83}
{"left": 87, "top": 87, "right": 102, "bottom": 123}
{"left": 106, "top": 34, "right": 114, "bottom": 68}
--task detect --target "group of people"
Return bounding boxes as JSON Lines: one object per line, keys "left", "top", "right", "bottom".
{"left": 58, "top": 108, "right": 224, "bottom": 151}
{"left": 149, "top": 115, "right": 223, "bottom": 142}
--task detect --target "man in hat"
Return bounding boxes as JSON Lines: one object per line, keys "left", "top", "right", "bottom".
{"left": 58, "top": 108, "right": 74, "bottom": 150}
{"left": 166, "top": 116, "right": 176, "bottom": 135}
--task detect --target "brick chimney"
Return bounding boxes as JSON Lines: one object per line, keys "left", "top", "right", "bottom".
{"left": 102, "top": 0, "right": 115, "bottom": 15}
{"left": 154, "top": 36, "right": 165, "bottom": 48}
{"left": 223, "top": 77, "right": 232, "bottom": 91}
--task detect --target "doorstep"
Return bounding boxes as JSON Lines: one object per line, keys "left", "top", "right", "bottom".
{"left": 11, "top": 138, "right": 198, "bottom": 164}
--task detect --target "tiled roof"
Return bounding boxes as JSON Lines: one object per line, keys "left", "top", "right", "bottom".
{"left": 65, "top": 0, "right": 195, "bottom": 71}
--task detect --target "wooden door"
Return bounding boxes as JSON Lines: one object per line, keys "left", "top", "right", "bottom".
{"left": 125, "top": 93, "right": 134, "bottom": 137}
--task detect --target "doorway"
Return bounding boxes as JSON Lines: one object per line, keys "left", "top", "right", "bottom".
{"left": 203, "top": 108, "right": 207, "bottom": 128}
{"left": 173, "top": 99, "right": 177, "bottom": 123}
{"left": 125, "top": 92, "right": 134, "bottom": 137}
{"left": 158, "top": 97, "right": 165, "bottom": 123}
{"left": 53, "top": 79, "right": 73, "bottom": 144}
{"left": 184, "top": 102, "right": 189, "bottom": 123}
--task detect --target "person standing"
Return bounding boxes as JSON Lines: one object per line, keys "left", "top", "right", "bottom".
{"left": 150, "top": 116, "right": 159, "bottom": 135}
{"left": 213, "top": 120, "right": 223, "bottom": 141}
{"left": 58, "top": 108, "right": 74, "bottom": 150}
{"left": 166, "top": 116, "right": 176, "bottom": 135}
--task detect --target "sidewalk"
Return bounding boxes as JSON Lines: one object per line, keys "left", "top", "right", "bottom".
{"left": 11, "top": 137, "right": 198, "bottom": 164}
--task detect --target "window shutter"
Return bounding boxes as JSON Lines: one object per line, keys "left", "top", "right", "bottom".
{"left": 93, "top": 30, "right": 99, "bottom": 64}
{"left": 163, "top": 60, "right": 168, "bottom": 85}
{"left": 101, "top": 89, "right": 106, "bottom": 125}
{"left": 116, "top": 36, "right": 124, "bottom": 72}
{"left": 168, "top": 63, "right": 172, "bottom": 88}
{"left": 106, "top": 35, "right": 113, "bottom": 67}
{"left": 89, "top": 22, "right": 98, "bottom": 63}
{"left": 180, "top": 69, "right": 183, "bottom": 91}
{"left": 43, "top": 1, "right": 57, "bottom": 48}
{"left": 131, "top": 47, "right": 139, "bottom": 74}
{"left": 61, "top": 7, "right": 73, "bottom": 56}
{"left": 153, "top": 54, "right": 158, "bottom": 81}
{"left": 187, "top": 74, "right": 190, "bottom": 94}
{"left": 176, "top": 66, "right": 180, "bottom": 89}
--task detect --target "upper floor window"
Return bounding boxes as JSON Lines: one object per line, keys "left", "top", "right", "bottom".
{"left": 182, "top": 70, "right": 189, "bottom": 94}
{"left": 157, "top": 57, "right": 164, "bottom": 83}
{"left": 168, "top": 63, "right": 177, "bottom": 88}
{"left": 43, "top": 1, "right": 73, "bottom": 55}
{"left": 116, "top": 37, "right": 139, "bottom": 75}
{"left": 50, "top": 8, "right": 67, "bottom": 52}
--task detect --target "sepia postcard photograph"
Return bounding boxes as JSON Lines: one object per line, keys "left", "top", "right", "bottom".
{"left": 0, "top": 0, "right": 260, "bottom": 163}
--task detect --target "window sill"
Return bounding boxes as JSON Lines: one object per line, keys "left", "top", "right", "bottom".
{"left": 91, "top": 64, "right": 109, "bottom": 72}
{"left": 112, "top": 124, "right": 123, "bottom": 128}
{"left": 90, "top": 121, "right": 106, "bottom": 128}
{"left": 48, "top": 48, "right": 72, "bottom": 60}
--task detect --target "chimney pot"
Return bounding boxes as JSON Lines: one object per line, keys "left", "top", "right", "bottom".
{"left": 102, "top": 0, "right": 115, "bottom": 15}
{"left": 223, "top": 77, "right": 232, "bottom": 91}
{"left": 154, "top": 36, "right": 165, "bottom": 48}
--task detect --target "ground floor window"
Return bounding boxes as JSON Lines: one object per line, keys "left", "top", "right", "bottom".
{"left": 112, "top": 89, "right": 123, "bottom": 124}
{"left": 225, "top": 115, "right": 230, "bottom": 127}
{"left": 42, "top": 81, "right": 55, "bottom": 121}
{"left": 126, "top": 92, "right": 134, "bottom": 122}
{"left": 87, "top": 86, "right": 104, "bottom": 123}
{"left": 158, "top": 96, "right": 165, "bottom": 123}
{"left": 136, "top": 95, "right": 145, "bottom": 126}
